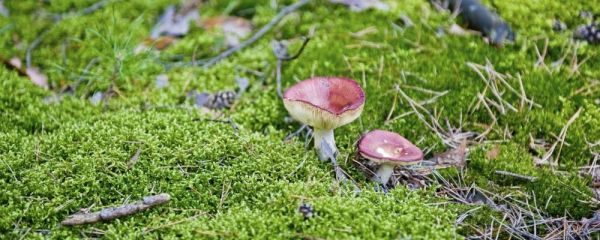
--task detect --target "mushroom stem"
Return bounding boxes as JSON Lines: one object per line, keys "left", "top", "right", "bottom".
{"left": 372, "top": 163, "right": 395, "bottom": 185}
{"left": 313, "top": 128, "right": 336, "bottom": 161}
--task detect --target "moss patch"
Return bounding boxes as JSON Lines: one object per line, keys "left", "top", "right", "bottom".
{"left": 1, "top": 0, "right": 600, "bottom": 238}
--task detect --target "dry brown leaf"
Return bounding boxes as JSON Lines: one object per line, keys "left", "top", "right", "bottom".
{"left": 25, "top": 67, "right": 48, "bottom": 89}
{"left": 8, "top": 57, "right": 21, "bottom": 68}
{"left": 135, "top": 36, "right": 177, "bottom": 53}
{"left": 149, "top": 36, "right": 176, "bottom": 50}
{"left": 137, "top": 0, "right": 202, "bottom": 53}
{"left": 433, "top": 140, "right": 468, "bottom": 168}
{"left": 4, "top": 57, "right": 48, "bottom": 89}
{"left": 150, "top": 2, "right": 200, "bottom": 38}
{"left": 203, "top": 16, "right": 253, "bottom": 48}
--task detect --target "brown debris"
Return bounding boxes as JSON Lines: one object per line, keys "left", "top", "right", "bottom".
{"left": 61, "top": 194, "right": 171, "bottom": 226}
{"left": 430, "top": 140, "right": 468, "bottom": 169}
{"left": 432, "top": 171, "right": 600, "bottom": 239}
{"left": 353, "top": 140, "right": 468, "bottom": 189}
{"left": 389, "top": 170, "right": 429, "bottom": 190}
{"left": 203, "top": 16, "right": 253, "bottom": 48}
{"left": 2, "top": 57, "right": 48, "bottom": 89}
{"left": 201, "top": 0, "right": 310, "bottom": 68}
{"left": 353, "top": 154, "right": 430, "bottom": 189}
{"left": 135, "top": 0, "right": 203, "bottom": 53}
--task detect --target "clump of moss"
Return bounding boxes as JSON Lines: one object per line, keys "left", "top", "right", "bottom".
{"left": 2, "top": 0, "right": 600, "bottom": 238}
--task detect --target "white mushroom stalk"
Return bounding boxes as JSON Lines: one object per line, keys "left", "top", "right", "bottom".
{"left": 313, "top": 128, "right": 336, "bottom": 160}
{"left": 373, "top": 163, "right": 395, "bottom": 184}
{"left": 282, "top": 77, "right": 365, "bottom": 161}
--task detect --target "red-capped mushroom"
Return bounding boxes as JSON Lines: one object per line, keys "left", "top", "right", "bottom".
{"left": 283, "top": 77, "right": 365, "bottom": 160}
{"left": 358, "top": 130, "right": 423, "bottom": 185}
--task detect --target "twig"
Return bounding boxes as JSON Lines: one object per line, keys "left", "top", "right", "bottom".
{"left": 26, "top": 31, "right": 48, "bottom": 69}
{"left": 202, "top": 0, "right": 311, "bottom": 68}
{"left": 273, "top": 37, "right": 311, "bottom": 97}
{"left": 284, "top": 124, "right": 308, "bottom": 141}
{"left": 61, "top": 194, "right": 171, "bottom": 226}
{"left": 494, "top": 170, "right": 537, "bottom": 182}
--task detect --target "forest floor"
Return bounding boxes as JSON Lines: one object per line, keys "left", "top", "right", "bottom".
{"left": 1, "top": 0, "right": 600, "bottom": 239}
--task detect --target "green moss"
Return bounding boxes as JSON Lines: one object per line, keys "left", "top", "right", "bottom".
{"left": 1, "top": 0, "right": 600, "bottom": 238}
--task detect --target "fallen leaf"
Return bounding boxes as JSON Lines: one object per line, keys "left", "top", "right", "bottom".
{"left": 150, "top": 36, "right": 176, "bottom": 49}
{"left": 135, "top": 34, "right": 178, "bottom": 54}
{"left": 329, "top": 0, "right": 389, "bottom": 12}
{"left": 150, "top": 1, "right": 201, "bottom": 39}
{"left": 8, "top": 57, "right": 20, "bottom": 68}
{"left": 25, "top": 67, "right": 48, "bottom": 89}
{"left": 432, "top": 140, "right": 468, "bottom": 168}
{"left": 203, "top": 16, "right": 253, "bottom": 48}
{"left": 4, "top": 57, "right": 48, "bottom": 89}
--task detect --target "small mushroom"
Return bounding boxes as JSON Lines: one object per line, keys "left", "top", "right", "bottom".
{"left": 357, "top": 130, "right": 423, "bottom": 185}
{"left": 283, "top": 77, "right": 365, "bottom": 160}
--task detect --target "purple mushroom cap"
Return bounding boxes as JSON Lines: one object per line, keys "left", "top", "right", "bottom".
{"left": 283, "top": 77, "right": 365, "bottom": 130}
{"left": 358, "top": 130, "right": 423, "bottom": 165}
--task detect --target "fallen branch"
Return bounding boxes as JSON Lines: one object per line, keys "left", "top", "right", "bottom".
{"left": 201, "top": 0, "right": 311, "bottom": 68}
{"left": 61, "top": 194, "right": 171, "bottom": 226}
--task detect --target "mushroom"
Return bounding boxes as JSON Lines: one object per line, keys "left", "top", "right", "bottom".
{"left": 357, "top": 130, "right": 423, "bottom": 185}
{"left": 283, "top": 77, "right": 365, "bottom": 160}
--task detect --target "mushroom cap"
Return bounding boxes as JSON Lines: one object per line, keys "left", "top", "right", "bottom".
{"left": 283, "top": 77, "right": 365, "bottom": 129}
{"left": 358, "top": 130, "right": 423, "bottom": 165}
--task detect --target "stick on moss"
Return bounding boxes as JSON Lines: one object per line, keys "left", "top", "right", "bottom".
{"left": 61, "top": 194, "right": 171, "bottom": 226}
